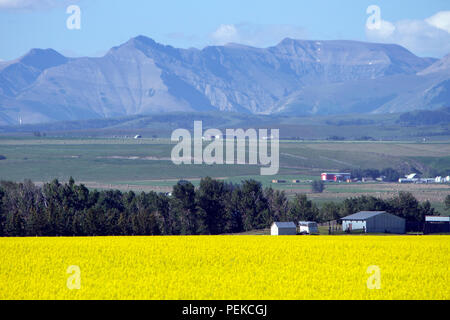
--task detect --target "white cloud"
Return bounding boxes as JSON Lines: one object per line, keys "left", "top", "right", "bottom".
{"left": 210, "top": 23, "right": 307, "bottom": 48}
{"left": 426, "top": 11, "right": 450, "bottom": 33}
{"left": 372, "top": 20, "right": 396, "bottom": 38}
{"left": 366, "top": 11, "right": 450, "bottom": 58}
{"left": 0, "top": 0, "right": 77, "bottom": 10}
{"left": 211, "top": 24, "right": 239, "bottom": 44}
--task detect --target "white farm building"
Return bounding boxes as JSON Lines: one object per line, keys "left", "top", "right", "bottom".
{"left": 271, "top": 222, "right": 297, "bottom": 236}
{"left": 341, "top": 211, "right": 405, "bottom": 234}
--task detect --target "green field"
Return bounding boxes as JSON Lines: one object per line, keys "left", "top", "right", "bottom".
{"left": 0, "top": 138, "right": 449, "bottom": 181}
{"left": 0, "top": 137, "right": 449, "bottom": 214}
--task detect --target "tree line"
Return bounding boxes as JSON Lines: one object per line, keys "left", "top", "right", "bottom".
{"left": 345, "top": 167, "right": 402, "bottom": 182}
{"left": 0, "top": 177, "right": 439, "bottom": 237}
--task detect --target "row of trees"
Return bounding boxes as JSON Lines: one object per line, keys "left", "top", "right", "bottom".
{"left": 0, "top": 177, "right": 439, "bottom": 237}
{"left": 346, "top": 167, "right": 402, "bottom": 182}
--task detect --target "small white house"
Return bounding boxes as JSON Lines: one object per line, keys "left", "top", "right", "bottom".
{"left": 271, "top": 222, "right": 297, "bottom": 236}
{"left": 298, "top": 221, "right": 319, "bottom": 234}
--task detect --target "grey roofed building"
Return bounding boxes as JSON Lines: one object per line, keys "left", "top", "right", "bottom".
{"left": 341, "top": 211, "right": 405, "bottom": 234}
{"left": 271, "top": 222, "right": 297, "bottom": 236}
{"left": 341, "top": 211, "right": 387, "bottom": 220}
{"left": 273, "top": 222, "right": 297, "bottom": 228}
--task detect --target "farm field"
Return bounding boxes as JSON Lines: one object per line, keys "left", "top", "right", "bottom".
{"left": 1, "top": 138, "right": 449, "bottom": 214}
{"left": 0, "top": 236, "right": 448, "bottom": 300}
{"left": 0, "top": 138, "right": 449, "bottom": 182}
{"left": 107, "top": 177, "right": 450, "bottom": 200}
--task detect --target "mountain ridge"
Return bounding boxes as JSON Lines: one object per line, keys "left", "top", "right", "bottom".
{"left": 0, "top": 35, "right": 448, "bottom": 125}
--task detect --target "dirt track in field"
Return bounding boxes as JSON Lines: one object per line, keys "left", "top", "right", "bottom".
{"left": 73, "top": 181, "right": 450, "bottom": 204}
{"left": 286, "top": 183, "right": 450, "bottom": 202}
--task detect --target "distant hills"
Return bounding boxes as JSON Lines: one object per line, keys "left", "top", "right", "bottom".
{"left": 2, "top": 108, "right": 449, "bottom": 142}
{"left": 0, "top": 36, "right": 449, "bottom": 125}
{"left": 397, "top": 106, "right": 450, "bottom": 125}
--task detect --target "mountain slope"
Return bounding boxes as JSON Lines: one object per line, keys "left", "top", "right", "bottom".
{"left": 0, "top": 36, "right": 446, "bottom": 125}
{"left": 419, "top": 54, "right": 450, "bottom": 75}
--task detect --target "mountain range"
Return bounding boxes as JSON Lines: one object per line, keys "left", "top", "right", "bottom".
{"left": 0, "top": 35, "right": 449, "bottom": 125}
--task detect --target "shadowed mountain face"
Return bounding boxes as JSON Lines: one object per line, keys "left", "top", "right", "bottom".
{"left": 0, "top": 36, "right": 448, "bottom": 125}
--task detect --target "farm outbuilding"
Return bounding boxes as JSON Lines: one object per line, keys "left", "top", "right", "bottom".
{"left": 341, "top": 211, "right": 405, "bottom": 234}
{"left": 321, "top": 173, "right": 351, "bottom": 182}
{"left": 271, "top": 222, "right": 297, "bottom": 236}
{"left": 424, "top": 216, "right": 450, "bottom": 234}
{"left": 298, "top": 221, "right": 319, "bottom": 234}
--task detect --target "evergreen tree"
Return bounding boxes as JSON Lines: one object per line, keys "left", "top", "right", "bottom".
{"left": 381, "top": 168, "right": 401, "bottom": 182}
{"left": 0, "top": 186, "right": 4, "bottom": 236}
{"left": 311, "top": 180, "right": 325, "bottom": 193}
{"left": 72, "top": 210, "right": 86, "bottom": 236}
{"left": 27, "top": 205, "right": 48, "bottom": 236}
{"left": 340, "top": 198, "right": 357, "bottom": 218}
{"left": 363, "top": 169, "right": 380, "bottom": 180}
{"left": 445, "top": 195, "right": 450, "bottom": 211}
{"left": 289, "top": 194, "right": 319, "bottom": 222}
{"left": 83, "top": 207, "right": 106, "bottom": 236}
{"left": 266, "top": 188, "right": 290, "bottom": 222}
{"left": 388, "top": 192, "right": 423, "bottom": 222}
{"left": 117, "top": 212, "right": 130, "bottom": 235}
{"left": 239, "top": 180, "right": 269, "bottom": 230}
{"left": 154, "top": 194, "right": 172, "bottom": 235}
{"left": 319, "top": 202, "right": 341, "bottom": 223}
{"left": 223, "top": 186, "right": 244, "bottom": 234}
{"left": 419, "top": 201, "right": 435, "bottom": 221}
{"left": 196, "top": 177, "right": 227, "bottom": 235}
{"left": 131, "top": 192, "right": 161, "bottom": 235}
{"left": 172, "top": 180, "right": 200, "bottom": 235}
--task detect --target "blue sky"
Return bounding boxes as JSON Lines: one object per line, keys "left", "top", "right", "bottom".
{"left": 1, "top": 0, "right": 450, "bottom": 60}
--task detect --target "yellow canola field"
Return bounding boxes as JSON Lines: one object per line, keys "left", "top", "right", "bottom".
{"left": 0, "top": 236, "right": 448, "bottom": 300}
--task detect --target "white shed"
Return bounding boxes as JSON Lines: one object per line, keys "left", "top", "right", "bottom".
{"left": 271, "top": 222, "right": 297, "bottom": 236}
{"left": 341, "top": 211, "right": 405, "bottom": 234}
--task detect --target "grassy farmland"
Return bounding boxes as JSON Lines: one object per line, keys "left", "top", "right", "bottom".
{"left": 0, "top": 137, "right": 449, "bottom": 213}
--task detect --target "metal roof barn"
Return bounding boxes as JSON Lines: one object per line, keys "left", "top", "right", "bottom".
{"left": 271, "top": 222, "right": 297, "bottom": 236}
{"left": 424, "top": 216, "right": 450, "bottom": 234}
{"left": 426, "top": 216, "right": 450, "bottom": 222}
{"left": 341, "top": 211, "right": 405, "bottom": 234}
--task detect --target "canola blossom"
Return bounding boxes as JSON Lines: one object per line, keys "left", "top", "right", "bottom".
{"left": 0, "top": 236, "right": 448, "bottom": 300}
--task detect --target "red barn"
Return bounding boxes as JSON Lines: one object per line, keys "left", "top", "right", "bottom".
{"left": 321, "top": 173, "right": 351, "bottom": 182}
